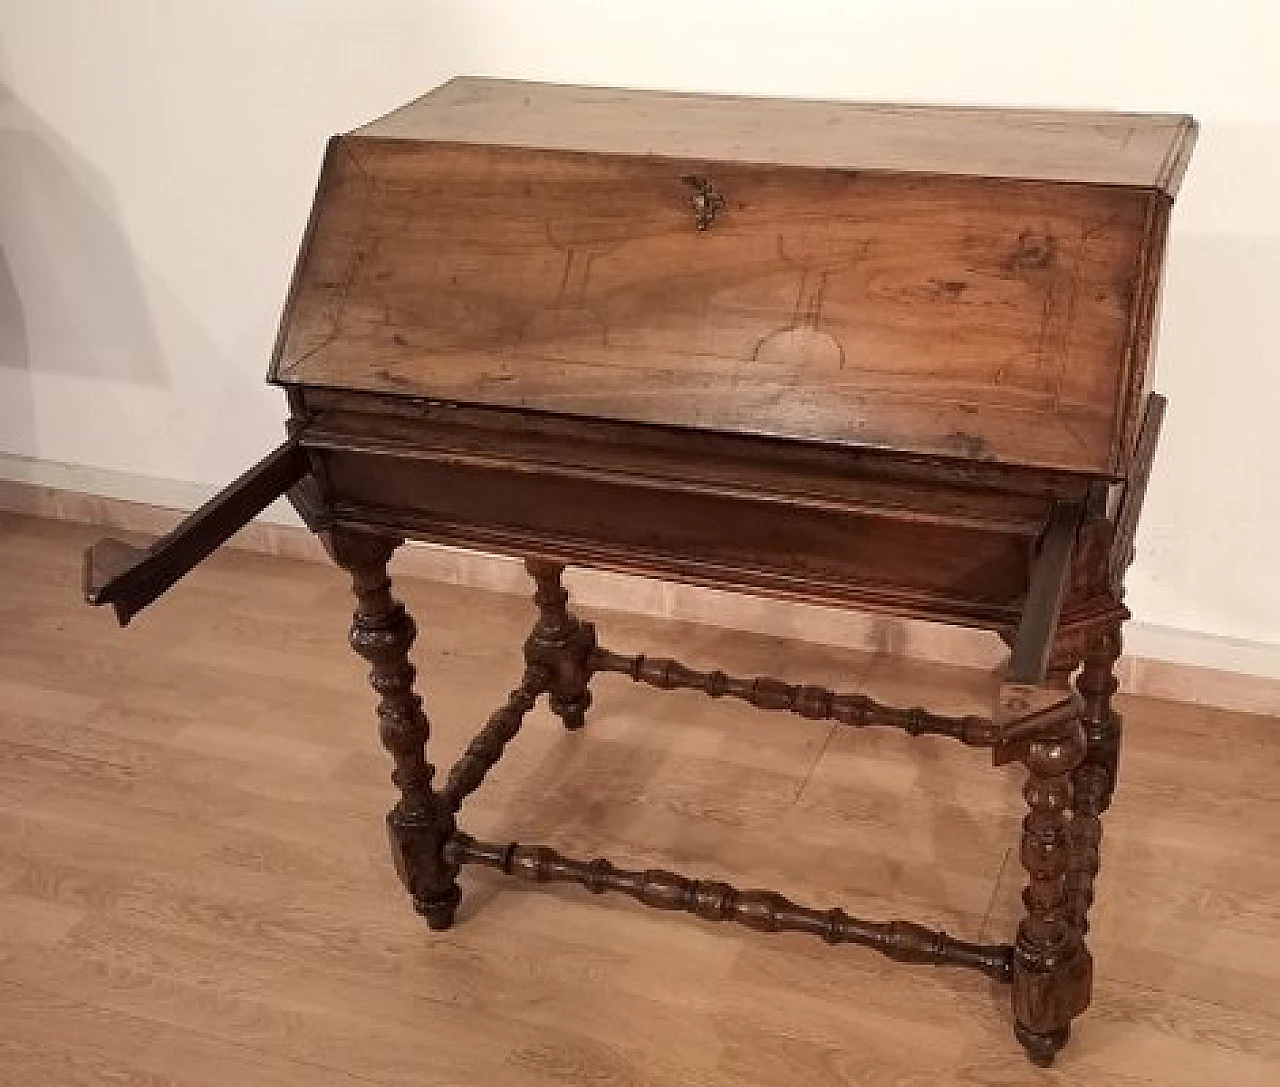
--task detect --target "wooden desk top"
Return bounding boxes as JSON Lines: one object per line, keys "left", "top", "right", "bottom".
{"left": 359, "top": 78, "right": 1197, "bottom": 193}
{"left": 272, "top": 80, "right": 1195, "bottom": 478}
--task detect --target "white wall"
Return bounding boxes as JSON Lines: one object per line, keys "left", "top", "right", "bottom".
{"left": 2, "top": 1, "right": 1277, "bottom": 655}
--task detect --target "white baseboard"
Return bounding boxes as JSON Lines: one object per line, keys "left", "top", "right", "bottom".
{"left": 3, "top": 453, "right": 1277, "bottom": 717}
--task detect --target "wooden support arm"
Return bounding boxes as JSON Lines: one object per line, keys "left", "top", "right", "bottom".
{"left": 993, "top": 501, "right": 1085, "bottom": 764}
{"left": 1109, "top": 393, "right": 1166, "bottom": 592}
{"left": 83, "top": 439, "right": 310, "bottom": 626}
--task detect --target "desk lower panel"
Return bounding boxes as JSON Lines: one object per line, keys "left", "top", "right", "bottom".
{"left": 316, "top": 447, "right": 1031, "bottom": 629}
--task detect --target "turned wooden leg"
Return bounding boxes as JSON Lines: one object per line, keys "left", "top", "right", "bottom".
{"left": 1067, "top": 626, "right": 1123, "bottom": 935}
{"left": 1012, "top": 717, "right": 1092, "bottom": 1066}
{"left": 325, "top": 530, "right": 460, "bottom": 930}
{"left": 524, "top": 560, "right": 597, "bottom": 730}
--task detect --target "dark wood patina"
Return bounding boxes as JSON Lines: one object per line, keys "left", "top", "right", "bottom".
{"left": 82, "top": 78, "right": 1196, "bottom": 1065}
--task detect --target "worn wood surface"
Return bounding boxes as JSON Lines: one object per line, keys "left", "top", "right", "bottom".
{"left": 358, "top": 78, "right": 1198, "bottom": 193}
{"left": 314, "top": 435, "right": 1040, "bottom": 630}
{"left": 298, "top": 387, "right": 1079, "bottom": 630}
{"left": 274, "top": 138, "right": 1161, "bottom": 476}
{"left": 6, "top": 514, "right": 1279, "bottom": 1085}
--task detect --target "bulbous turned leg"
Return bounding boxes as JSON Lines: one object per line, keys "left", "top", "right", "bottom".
{"left": 524, "top": 560, "right": 596, "bottom": 730}
{"left": 1012, "top": 720, "right": 1092, "bottom": 1066}
{"left": 1067, "top": 625, "right": 1124, "bottom": 935}
{"left": 325, "top": 530, "right": 460, "bottom": 930}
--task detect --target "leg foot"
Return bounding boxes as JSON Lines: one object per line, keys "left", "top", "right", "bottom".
{"left": 387, "top": 801, "right": 460, "bottom": 929}
{"left": 413, "top": 884, "right": 462, "bottom": 931}
{"left": 552, "top": 697, "right": 588, "bottom": 731}
{"left": 524, "top": 560, "right": 596, "bottom": 730}
{"left": 1015, "top": 1023, "right": 1070, "bottom": 1067}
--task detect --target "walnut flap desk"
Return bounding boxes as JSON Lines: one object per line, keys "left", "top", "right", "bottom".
{"left": 83, "top": 79, "right": 1197, "bottom": 1064}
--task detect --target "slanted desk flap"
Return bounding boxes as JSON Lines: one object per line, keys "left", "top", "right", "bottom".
{"left": 271, "top": 86, "right": 1187, "bottom": 477}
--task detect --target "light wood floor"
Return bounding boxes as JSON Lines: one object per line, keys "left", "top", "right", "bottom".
{"left": 0, "top": 512, "right": 1277, "bottom": 1085}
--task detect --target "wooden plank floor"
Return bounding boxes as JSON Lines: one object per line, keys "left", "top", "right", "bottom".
{"left": 0, "top": 512, "right": 1277, "bottom": 1085}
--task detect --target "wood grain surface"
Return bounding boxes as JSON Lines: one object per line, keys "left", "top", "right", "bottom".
{"left": 273, "top": 138, "right": 1162, "bottom": 476}
{"left": 357, "top": 78, "right": 1198, "bottom": 193}
{"left": 3, "top": 513, "right": 1276, "bottom": 1085}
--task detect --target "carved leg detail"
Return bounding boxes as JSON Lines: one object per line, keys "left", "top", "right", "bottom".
{"left": 1067, "top": 626, "right": 1124, "bottom": 935}
{"left": 442, "top": 666, "right": 550, "bottom": 812}
{"left": 325, "top": 531, "right": 460, "bottom": 930}
{"left": 1012, "top": 720, "right": 1092, "bottom": 1066}
{"left": 524, "top": 560, "right": 597, "bottom": 730}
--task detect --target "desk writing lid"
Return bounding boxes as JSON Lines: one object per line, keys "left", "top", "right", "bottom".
{"left": 271, "top": 78, "right": 1196, "bottom": 476}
